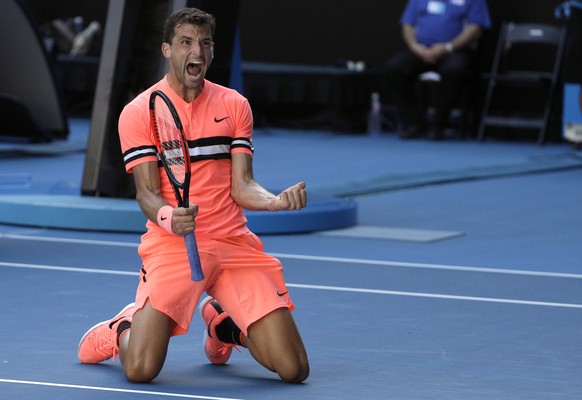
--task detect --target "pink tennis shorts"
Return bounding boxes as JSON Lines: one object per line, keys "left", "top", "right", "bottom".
{"left": 134, "top": 232, "right": 294, "bottom": 336}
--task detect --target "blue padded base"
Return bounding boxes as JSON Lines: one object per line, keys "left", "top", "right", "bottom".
{"left": 0, "top": 194, "right": 357, "bottom": 234}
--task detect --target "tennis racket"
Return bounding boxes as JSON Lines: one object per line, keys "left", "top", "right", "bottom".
{"left": 150, "top": 90, "right": 204, "bottom": 282}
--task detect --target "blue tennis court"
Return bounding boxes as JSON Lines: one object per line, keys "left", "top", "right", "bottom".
{"left": 1, "top": 121, "right": 581, "bottom": 399}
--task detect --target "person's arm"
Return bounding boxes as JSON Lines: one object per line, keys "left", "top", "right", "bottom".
{"left": 447, "top": 23, "right": 482, "bottom": 52}
{"left": 230, "top": 152, "right": 306, "bottom": 211}
{"left": 132, "top": 161, "right": 197, "bottom": 236}
{"left": 402, "top": 23, "right": 441, "bottom": 64}
{"left": 426, "top": 23, "right": 483, "bottom": 63}
{"left": 402, "top": 24, "right": 427, "bottom": 57}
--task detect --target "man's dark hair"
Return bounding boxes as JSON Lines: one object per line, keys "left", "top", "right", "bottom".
{"left": 163, "top": 8, "right": 216, "bottom": 44}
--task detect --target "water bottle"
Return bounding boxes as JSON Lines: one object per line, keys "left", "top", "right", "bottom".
{"left": 367, "top": 92, "right": 382, "bottom": 135}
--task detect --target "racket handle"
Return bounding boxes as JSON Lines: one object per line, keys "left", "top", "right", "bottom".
{"left": 184, "top": 232, "right": 204, "bottom": 281}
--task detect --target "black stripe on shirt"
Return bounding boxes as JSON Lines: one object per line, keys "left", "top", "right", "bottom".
{"left": 123, "top": 145, "right": 157, "bottom": 167}
{"left": 123, "top": 136, "right": 253, "bottom": 169}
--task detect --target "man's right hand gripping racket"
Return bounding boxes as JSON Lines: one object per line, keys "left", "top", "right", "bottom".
{"left": 149, "top": 90, "right": 204, "bottom": 281}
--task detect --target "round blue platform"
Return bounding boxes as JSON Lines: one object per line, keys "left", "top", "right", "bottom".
{"left": 0, "top": 194, "right": 357, "bottom": 234}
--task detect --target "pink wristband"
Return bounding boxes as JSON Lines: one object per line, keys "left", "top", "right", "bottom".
{"left": 157, "top": 205, "right": 174, "bottom": 234}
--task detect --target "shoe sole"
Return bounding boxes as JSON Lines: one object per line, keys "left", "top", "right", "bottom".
{"left": 199, "top": 296, "right": 212, "bottom": 360}
{"left": 198, "top": 295, "right": 214, "bottom": 348}
{"left": 77, "top": 302, "right": 135, "bottom": 360}
{"left": 198, "top": 295, "right": 214, "bottom": 316}
{"left": 198, "top": 296, "right": 233, "bottom": 364}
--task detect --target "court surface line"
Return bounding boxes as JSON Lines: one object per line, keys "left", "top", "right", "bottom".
{"left": 0, "top": 233, "right": 140, "bottom": 248}
{"left": 268, "top": 252, "right": 582, "bottom": 279}
{"left": 287, "top": 283, "right": 582, "bottom": 309}
{"left": 2, "top": 262, "right": 581, "bottom": 309}
{"left": 1, "top": 233, "right": 581, "bottom": 279}
{"left": 0, "top": 378, "right": 244, "bottom": 400}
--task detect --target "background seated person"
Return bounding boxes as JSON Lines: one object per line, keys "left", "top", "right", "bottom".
{"left": 383, "top": 0, "right": 491, "bottom": 140}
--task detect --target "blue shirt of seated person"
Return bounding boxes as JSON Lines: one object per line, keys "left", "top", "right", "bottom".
{"left": 401, "top": 0, "right": 491, "bottom": 46}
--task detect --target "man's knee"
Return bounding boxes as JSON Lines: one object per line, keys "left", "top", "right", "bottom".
{"left": 277, "top": 358, "right": 310, "bottom": 384}
{"left": 123, "top": 355, "right": 163, "bottom": 383}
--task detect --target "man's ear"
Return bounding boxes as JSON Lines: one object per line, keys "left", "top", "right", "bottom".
{"left": 162, "top": 42, "right": 171, "bottom": 59}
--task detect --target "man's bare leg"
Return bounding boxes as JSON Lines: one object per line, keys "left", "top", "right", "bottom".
{"left": 119, "top": 301, "right": 176, "bottom": 383}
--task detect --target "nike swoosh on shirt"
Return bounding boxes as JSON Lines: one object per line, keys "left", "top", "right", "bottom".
{"left": 277, "top": 291, "right": 288, "bottom": 297}
{"left": 214, "top": 116, "right": 230, "bottom": 123}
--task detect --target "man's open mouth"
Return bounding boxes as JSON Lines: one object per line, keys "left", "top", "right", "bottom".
{"left": 187, "top": 61, "right": 203, "bottom": 76}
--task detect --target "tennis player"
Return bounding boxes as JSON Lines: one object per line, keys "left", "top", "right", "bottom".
{"left": 77, "top": 7, "right": 309, "bottom": 384}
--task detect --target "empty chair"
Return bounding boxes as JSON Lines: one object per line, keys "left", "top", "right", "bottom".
{"left": 478, "top": 22, "right": 566, "bottom": 144}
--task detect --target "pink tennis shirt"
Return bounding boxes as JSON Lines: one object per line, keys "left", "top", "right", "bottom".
{"left": 119, "top": 77, "right": 254, "bottom": 239}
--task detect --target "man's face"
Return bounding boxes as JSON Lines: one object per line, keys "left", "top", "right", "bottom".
{"left": 163, "top": 23, "right": 214, "bottom": 91}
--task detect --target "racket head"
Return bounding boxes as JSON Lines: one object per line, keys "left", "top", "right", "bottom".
{"left": 149, "top": 90, "right": 191, "bottom": 205}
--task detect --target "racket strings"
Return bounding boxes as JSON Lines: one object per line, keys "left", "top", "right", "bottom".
{"left": 153, "top": 100, "right": 187, "bottom": 183}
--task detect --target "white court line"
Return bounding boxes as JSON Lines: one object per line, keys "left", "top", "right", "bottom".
{"left": 269, "top": 252, "right": 582, "bottom": 280}
{"left": 0, "top": 262, "right": 139, "bottom": 276}
{"left": 2, "top": 232, "right": 582, "bottom": 279}
{"left": 288, "top": 283, "right": 582, "bottom": 309}
{"left": 0, "top": 378, "right": 243, "bottom": 400}
{"left": 1, "top": 261, "right": 581, "bottom": 309}
{"left": 0, "top": 233, "right": 140, "bottom": 248}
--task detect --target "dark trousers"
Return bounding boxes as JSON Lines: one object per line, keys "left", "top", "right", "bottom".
{"left": 382, "top": 49, "right": 473, "bottom": 130}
